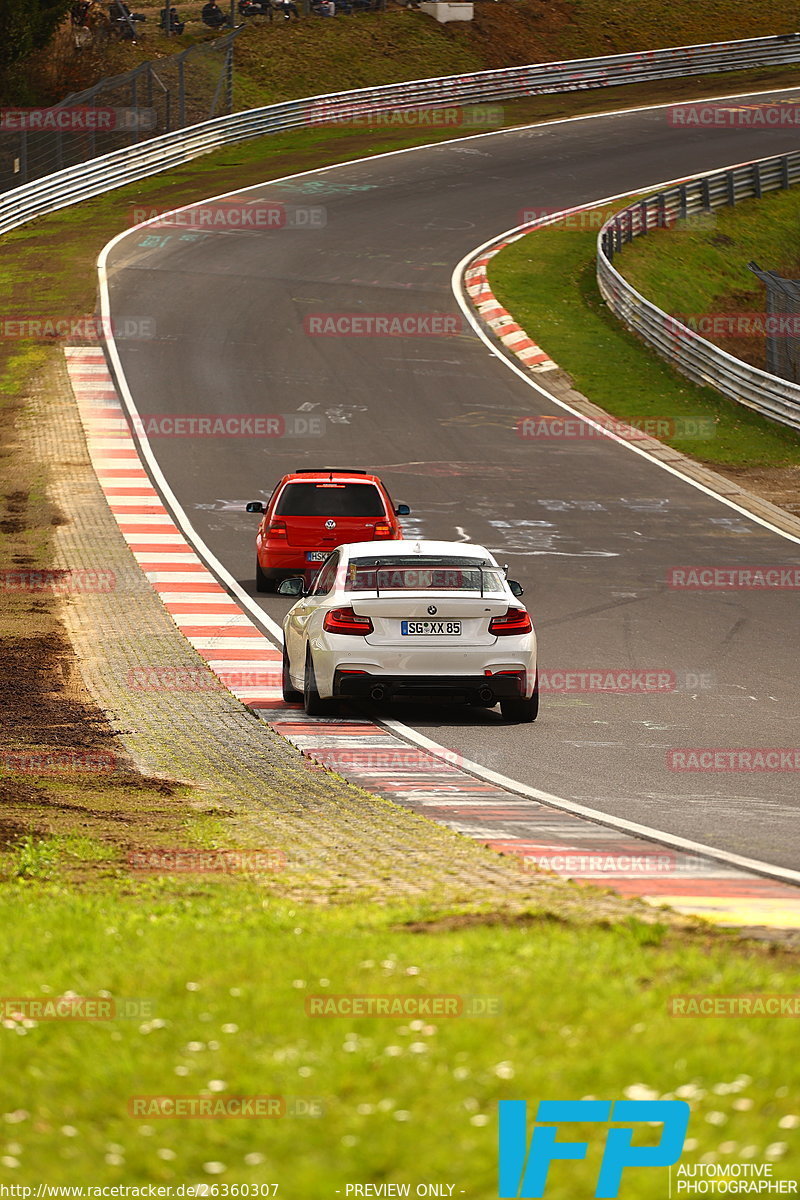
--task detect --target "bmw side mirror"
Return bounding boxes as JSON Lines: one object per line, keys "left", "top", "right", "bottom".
{"left": 246, "top": 501, "right": 265, "bottom": 514}
{"left": 277, "top": 577, "right": 305, "bottom": 597}
{"left": 508, "top": 580, "right": 524, "bottom": 598}
{"left": 395, "top": 503, "right": 411, "bottom": 516}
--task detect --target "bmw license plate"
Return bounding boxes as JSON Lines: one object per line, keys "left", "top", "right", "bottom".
{"left": 306, "top": 551, "right": 328, "bottom": 562}
{"left": 401, "top": 620, "right": 461, "bottom": 636}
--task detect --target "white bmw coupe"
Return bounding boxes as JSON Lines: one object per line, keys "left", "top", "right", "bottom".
{"left": 277, "top": 539, "right": 538, "bottom": 722}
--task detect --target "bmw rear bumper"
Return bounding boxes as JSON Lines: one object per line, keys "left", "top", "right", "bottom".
{"left": 333, "top": 669, "right": 528, "bottom": 703}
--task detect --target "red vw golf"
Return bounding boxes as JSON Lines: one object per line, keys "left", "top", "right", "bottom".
{"left": 246, "top": 469, "right": 410, "bottom": 592}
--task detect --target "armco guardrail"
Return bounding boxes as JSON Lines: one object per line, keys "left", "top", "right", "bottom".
{"left": 3, "top": 34, "right": 800, "bottom": 237}
{"left": 597, "top": 152, "right": 800, "bottom": 433}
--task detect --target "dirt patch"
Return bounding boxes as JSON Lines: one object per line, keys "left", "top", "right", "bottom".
{"left": 402, "top": 910, "right": 572, "bottom": 933}
{"left": 1, "top": 631, "right": 118, "bottom": 749}
{"left": 710, "top": 462, "right": 800, "bottom": 514}
{"left": 0, "top": 404, "right": 203, "bottom": 886}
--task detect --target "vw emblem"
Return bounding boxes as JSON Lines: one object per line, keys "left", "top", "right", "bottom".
{"left": 427, "top": 605, "right": 437, "bottom": 615}
{"left": 325, "top": 519, "right": 336, "bottom": 530}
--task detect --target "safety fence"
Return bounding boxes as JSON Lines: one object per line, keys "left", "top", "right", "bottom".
{"left": 0, "top": 31, "right": 241, "bottom": 193}
{"left": 4, "top": 33, "right": 800, "bottom": 237}
{"left": 597, "top": 152, "right": 800, "bottom": 432}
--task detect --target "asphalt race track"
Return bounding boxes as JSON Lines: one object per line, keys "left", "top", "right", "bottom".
{"left": 103, "top": 89, "right": 800, "bottom": 872}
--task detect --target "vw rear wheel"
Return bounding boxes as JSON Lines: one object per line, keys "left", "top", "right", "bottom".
{"left": 255, "top": 557, "right": 275, "bottom": 593}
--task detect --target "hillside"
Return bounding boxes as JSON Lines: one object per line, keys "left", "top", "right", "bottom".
{"left": 7, "top": 0, "right": 800, "bottom": 108}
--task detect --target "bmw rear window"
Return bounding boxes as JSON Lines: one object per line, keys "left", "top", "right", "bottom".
{"left": 275, "top": 482, "right": 385, "bottom": 518}
{"left": 345, "top": 555, "right": 505, "bottom": 593}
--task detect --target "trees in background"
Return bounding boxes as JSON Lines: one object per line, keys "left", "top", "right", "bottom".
{"left": 0, "top": 0, "right": 74, "bottom": 72}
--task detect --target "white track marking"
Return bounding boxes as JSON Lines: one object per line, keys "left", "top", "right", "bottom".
{"left": 96, "top": 85, "right": 800, "bottom": 886}
{"left": 381, "top": 718, "right": 800, "bottom": 886}
{"left": 451, "top": 202, "right": 800, "bottom": 547}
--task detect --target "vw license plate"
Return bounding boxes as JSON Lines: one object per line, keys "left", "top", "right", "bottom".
{"left": 306, "top": 551, "right": 328, "bottom": 562}
{"left": 401, "top": 620, "right": 461, "bottom": 636}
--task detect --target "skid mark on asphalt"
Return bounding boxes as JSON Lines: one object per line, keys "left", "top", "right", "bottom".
{"left": 66, "top": 345, "right": 800, "bottom": 931}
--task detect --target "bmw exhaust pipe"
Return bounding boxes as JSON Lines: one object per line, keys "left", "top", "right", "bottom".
{"left": 478, "top": 686, "right": 494, "bottom": 704}
{"left": 370, "top": 684, "right": 387, "bottom": 702}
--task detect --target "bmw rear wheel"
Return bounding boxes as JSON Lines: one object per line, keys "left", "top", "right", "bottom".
{"left": 303, "top": 649, "right": 332, "bottom": 716}
{"left": 282, "top": 643, "right": 302, "bottom": 703}
{"left": 500, "top": 671, "right": 539, "bottom": 724}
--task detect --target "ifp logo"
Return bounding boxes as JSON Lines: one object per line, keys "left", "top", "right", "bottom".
{"left": 498, "top": 1100, "right": 690, "bottom": 1197}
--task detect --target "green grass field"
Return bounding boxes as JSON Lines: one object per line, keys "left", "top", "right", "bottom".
{"left": 616, "top": 183, "right": 800, "bottom": 370}
{"left": 1, "top": 881, "right": 798, "bottom": 1190}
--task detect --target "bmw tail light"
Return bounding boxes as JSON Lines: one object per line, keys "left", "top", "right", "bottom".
{"left": 268, "top": 520, "right": 287, "bottom": 538}
{"left": 489, "top": 608, "right": 532, "bottom": 636}
{"left": 323, "top": 607, "right": 373, "bottom": 636}
{"left": 373, "top": 521, "right": 392, "bottom": 538}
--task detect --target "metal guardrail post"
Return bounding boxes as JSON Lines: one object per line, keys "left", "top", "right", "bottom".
{"left": 131, "top": 73, "right": 139, "bottom": 145}
{"left": 701, "top": 177, "right": 710, "bottom": 209}
{"left": 225, "top": 41, "right": 234, "bottom": 115}
{"left": 177, "top": 53, "right": 187, "bottom": 128}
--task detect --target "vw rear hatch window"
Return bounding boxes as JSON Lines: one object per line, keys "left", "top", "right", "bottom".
{"left": 345, "top": 556, "right": 505, "bottom": 593}
{"left": 275, "top": 482, "right": 385, "bottom": 518}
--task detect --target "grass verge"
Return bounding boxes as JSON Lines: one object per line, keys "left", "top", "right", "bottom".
{"left": 1, "top": 887, "right": 799, "bottom": 1187}
{"left": 486, "top": 204, "right": 800, "bottom": 482}
{"left": 15, "top": 0, "right": 800, "bottom": 113}
{"left": 614, "top": 183, "right": 800, "bottom": 374}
